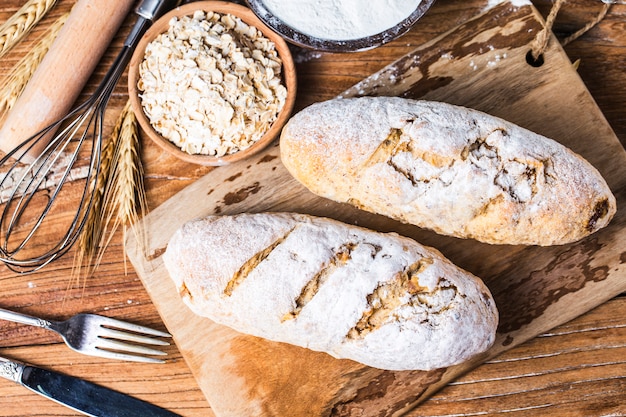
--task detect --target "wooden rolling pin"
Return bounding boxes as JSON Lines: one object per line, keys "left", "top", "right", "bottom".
{"left": 0, "top": 0, "right": 135, "bottom": 160}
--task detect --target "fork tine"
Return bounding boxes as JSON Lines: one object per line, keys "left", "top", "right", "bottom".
{"left": 96, "top": 337, "right": 169, "bottom": 357}
{"left": 98, "top": 327, "right": 170, "bottom": 346}
{"left": 93, "top": 348, "right": 168, "bottom": 364}
{"left": 97, "top": 317, "right": 172, "bottom": 338}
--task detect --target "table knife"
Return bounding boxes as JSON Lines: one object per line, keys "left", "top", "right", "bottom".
{"left": 0, "top": 356, "right": 181, "bottom": 416}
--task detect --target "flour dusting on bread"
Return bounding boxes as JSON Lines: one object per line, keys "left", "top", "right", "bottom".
{"left": 163, "top": 212, "right": 498, "bottom": 371}
{"left": 279, "top": 97, "right": 616, "bottom": 245}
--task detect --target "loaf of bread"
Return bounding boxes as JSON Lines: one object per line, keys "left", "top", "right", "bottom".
{"left": 163, "top": 212, "right": 498, "bottom": 371}
{"left": 279, "top": 97, "right": 616, "bottom": 246}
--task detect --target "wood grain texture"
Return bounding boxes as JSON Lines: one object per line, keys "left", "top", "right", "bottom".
{"left": 0, "top": 0, "right": 624, "bottom": 416}
{"left": 414, "top": 297, "right": 626, "bottom": 416}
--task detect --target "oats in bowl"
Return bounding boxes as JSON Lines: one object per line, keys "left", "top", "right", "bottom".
{"left": 137, "top": 10, "right": 288, "bottom": 158}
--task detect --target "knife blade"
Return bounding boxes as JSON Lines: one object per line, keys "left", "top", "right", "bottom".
{"left": 0, "top": 356, "right": 181, "bottom": 417}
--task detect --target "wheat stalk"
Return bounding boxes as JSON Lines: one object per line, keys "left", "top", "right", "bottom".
{"left": 73, "top": 100, "right": 147, "bottom": 280}
{"left": 0, "top": 0, "right": 58, "bottom": 59}
{"left": 71, "top": 103, "right": 120, "bottom": 283}
{"left": 0, "top": 11, "right": 68, "bottom": 120}
{"left": 98, "top": 99, "right": 148, "bottom": 272}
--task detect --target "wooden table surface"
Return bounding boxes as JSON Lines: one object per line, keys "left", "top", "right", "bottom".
{"left": 0, "top": 0, "right": 624, "bottom": 416}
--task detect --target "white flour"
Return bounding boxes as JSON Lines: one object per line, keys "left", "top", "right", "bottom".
{"left": 261, "top": 0, "right": 422, "bottom": 41}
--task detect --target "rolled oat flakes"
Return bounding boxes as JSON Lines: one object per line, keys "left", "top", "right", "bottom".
{"left": 138, "top": 10, "right": 287, "bottom": 157}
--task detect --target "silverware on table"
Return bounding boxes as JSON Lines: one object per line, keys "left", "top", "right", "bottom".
{"left": 0, "top": 356, "right": 182, "bottom": 416}
{"left": 0, "top": 307, "right": 171, "bottom": 363}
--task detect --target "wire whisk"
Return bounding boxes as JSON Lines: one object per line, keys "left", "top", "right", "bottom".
{"left": 0, "top": 0, "right": 181, "bottom": 273}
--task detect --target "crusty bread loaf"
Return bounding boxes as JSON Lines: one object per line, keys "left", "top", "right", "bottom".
{"left": 279, "top": 97, "right": 616, "bottom": 245}
{"left": 163, "top": 212, "right": 498, "bottom": 371}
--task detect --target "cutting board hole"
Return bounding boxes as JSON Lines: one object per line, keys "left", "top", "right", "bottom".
{"left": 526, "top": 50, "right": 544, "bottom": 67}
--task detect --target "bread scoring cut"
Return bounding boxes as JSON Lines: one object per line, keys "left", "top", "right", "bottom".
{"left": 163, "top": 212, "right": 498, "bottom": 371}
{"left": 279, "top": 97, "right": 616, "bottom": 245}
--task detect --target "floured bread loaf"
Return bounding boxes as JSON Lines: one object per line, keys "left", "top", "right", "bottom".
{"left": 279, "top": 97, "right": 616, "bottom": 245}
{"left": 163, "top": 212, "right": 498, "bottom": 371}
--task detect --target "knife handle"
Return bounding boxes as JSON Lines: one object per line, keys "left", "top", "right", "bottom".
{"left": 0, "top": 357, "right": 25, "bottom": 383}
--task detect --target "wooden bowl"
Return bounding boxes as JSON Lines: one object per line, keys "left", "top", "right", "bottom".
{"left": 245, "top": 0, "right": 437, "bottom": 52}
{"left": 128, "top": 1, "right": 297, "bottom": 166}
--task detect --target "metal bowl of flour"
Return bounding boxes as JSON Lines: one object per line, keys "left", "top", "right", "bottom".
{"left": 245, "top": 0, "right": 437, "bottom": 52}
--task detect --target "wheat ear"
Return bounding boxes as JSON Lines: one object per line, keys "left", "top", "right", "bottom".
{"left": 72, "top": 101, "right": 122, "bottom": 282}
{"left": 0, "top": 11, "right": 68, "bottom": 120}
{"left": 73, "top": 100, "right": 147, "bottom": 280}
{"left": 0, "top": 0, "right": 58, "bottom": 59}
{"left": 104, "top": 100, "right": 148, "bottom": 273}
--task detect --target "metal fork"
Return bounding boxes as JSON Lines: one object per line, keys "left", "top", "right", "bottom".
{"left": 0, "top": 307, "right": 171, "bottom": 363}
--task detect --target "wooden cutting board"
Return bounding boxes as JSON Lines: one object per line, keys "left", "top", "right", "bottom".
{"left": 126, "top": 2, "right": 626, "bottom": 416}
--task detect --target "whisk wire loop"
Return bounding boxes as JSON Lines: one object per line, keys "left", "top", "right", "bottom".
{"left": 0, "top": 100, "right": 104, "bottom": 272}
{"left": 0, "top": 7, "right": 167, "bottom": 273}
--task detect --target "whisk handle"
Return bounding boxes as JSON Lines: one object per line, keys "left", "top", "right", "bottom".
{"left": 136, "top": 0, "right": 183, "bottom": 21}
{"left": 0, "top": 0, "right": 136, "bottom": 162}
{"left": 125, "top": 0, "right": 183, "bottom": 49}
